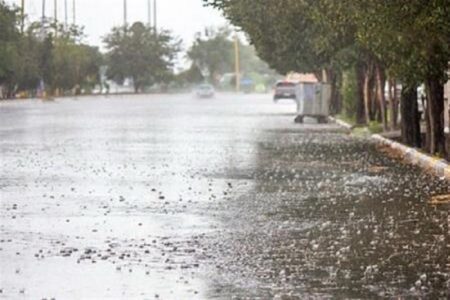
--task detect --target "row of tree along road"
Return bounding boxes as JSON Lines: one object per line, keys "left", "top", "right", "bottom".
{"left": 205, "top": 0, "right": 450, "bottom": 160}
{"left": 0, "top": 2, "right": 278, "bottom": 98}
{"left": 0, "top": 4, "right": 102, "bottom": 98}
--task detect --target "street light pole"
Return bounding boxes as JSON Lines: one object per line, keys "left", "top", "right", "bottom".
{"left": 20, "top": 0, "right": 25, "bottom": 33}
{"left": 42, "top": 0, "right": 46, "bottom": 22}
{"left": 41, "top": 0, "right": 46, "bottom": 38}
{"left": 147, "top": 0, "right": 151, "bottom": 27}
{"left": 64, "top": 0, "right": 68, "bottom": 27}
{"left": 153, "top": 0, "right": 157, "bottom": 33}
{"left": 123, "top": 0, "right": 127, "bottom": 27}
{"left": 234, "top": 35, "right": 240, "bottom": 93}
{"left": 54, "top": 0, "right": 58, "bottom": 36}
{"left": 54, "top": 0, "right": 57, "bottom": 22}
{"left": 72, "top": 0, "right": 76, "bottom": 25}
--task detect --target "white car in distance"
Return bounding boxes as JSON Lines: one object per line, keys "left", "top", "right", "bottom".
{"left": 195, "top": 84, "right": 215, "bottom": 98}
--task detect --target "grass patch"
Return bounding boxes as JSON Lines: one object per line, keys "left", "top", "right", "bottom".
{"left": 335, "top": 115, "right": 384, "bottom": 135}
{"left": 335, "top": 114, "right": 356, "bottom": 126}
{"left": 368, "top": 121, "right": 383, "bottom": 134}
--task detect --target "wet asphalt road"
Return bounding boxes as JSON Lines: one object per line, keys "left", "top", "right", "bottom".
{"left": 0, "top": 94, "right": 449, "bottom": 299}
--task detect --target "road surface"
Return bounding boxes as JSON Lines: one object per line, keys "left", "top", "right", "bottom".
{"left": 0, "top": 94, "right": 449, "bottom": 299}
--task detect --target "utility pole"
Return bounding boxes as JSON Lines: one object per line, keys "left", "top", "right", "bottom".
{"left": 64, "top": 0, "right": 68, "bottom": 27}
{"left": 234, "top": 35, "right": 240, "bottom": 93}
{"left": 54, "top": 0, "right": 57, "bottom": 22}
{"left": 41, "top": 0, "right": 46, "bottom": 38}
{"left": 153, "top": 0, "right": 157, "bottom": 33}
{"left": 147, "top": 0, "right": 151, "bottom": 27}
{"left": 42, "top": 0, "right": 46, "bottom": 22}
{"left": 123, "top": 0, "right": 127, "bottom": 27}
{"left": 20, "top": 0, "right": 25, "bottom": 33}
{"left": 54, "top": 0, "right": 57, "bottom": 36}
{"left": 72, "top": 0, "right": 76, "bottom": 25}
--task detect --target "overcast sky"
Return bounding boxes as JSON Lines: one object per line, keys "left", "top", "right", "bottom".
{"left": 6, "top": 0, "right": 227, "bottom": 50}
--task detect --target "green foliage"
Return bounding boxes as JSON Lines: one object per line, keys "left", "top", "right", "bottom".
{"left": 239, "top": 43, "right": 277, "bottom": 76}
{"left": 0, "top": 1, "right": 20, "bottom": 87}
{"left": 206, "top": 0, "right": 449, "bottom": 85}
{"left": 104, "top": 22, "right": 180, "bottom": 93}
{"left": 175, "top": 65, "right": 204, "bottom": 86}
{"left": 205, "top": 0, "right": 355, "bottom": 75}
{"left": 351, "top": 0, "right": 450, "bottom": 85}
{"left": 187, "top": 27, "right": 234, "bottom": 83}
{"left": 185, "top": 26, "right": 278, "bottom": 86}
{"left": 341, "top": 69, "right": 358, "bottom": 119}
{"left": 13, "top": 27, "right": 42, "bottom": 92}
{"left": 40, "top": 34, "right": 54, "bottom": 89}
{"left": 53, "top": 41, "right": 101, "bottom": 92}
{"left": 0, "top": 1, "right": 102, "bottom": 97}
{"left": 368, "top": 121, "right": 384, "bottom": 134}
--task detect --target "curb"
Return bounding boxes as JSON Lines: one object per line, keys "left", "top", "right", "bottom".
{"left": 330, "top": 117, "right": 450, "bottom": 181}
{"left": 328, "top": 117, "right": 353, "bottom": 130}
{"left": 372, "top": 134, "right": 450, "bottom": 181}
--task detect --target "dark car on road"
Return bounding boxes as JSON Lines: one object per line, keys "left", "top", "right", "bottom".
{"left": 273, "top": 81, "right": 299, "bottom": 102}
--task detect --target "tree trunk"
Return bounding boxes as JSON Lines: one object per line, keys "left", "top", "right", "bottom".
{"left": 445, "top": 97, "right": 450, "bottom": 160}
{"left": 375, "top": 64, "right": 388, "bottom": 131}
{"left": 363, "top": 67, "right": 371, "bottom": 124}
{"left": 425, "top": 76, "right": 445, "bottom": 156}
{"left": 6, "top": 83, "right": 15, "bottom": 99}
{"left": 424, "top": 96, "right": 431, "bottom": 152}
{"left": 314, "top": 70, "right": 323, "bottom": 82}
{"left": 325, "top": 69, "right": 340, "bottom": 115}
{"left": 133, "top": 76, "right": 140, "bottom": 94}
{"left": 401, "top": 85, "right": 421, "bottom": 148}
{"left": 394, "top": 80, "right": 399, "bottom": 128}
{"left": 388, "top": 79, "right": 398, "bottom": 130}
{"left": 356, "top": 63, "right": 366, "bottom": 124}
{"left": 374, "top": 77, "right": 381, "bottom": 122}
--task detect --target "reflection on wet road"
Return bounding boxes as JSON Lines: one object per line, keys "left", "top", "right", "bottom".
{"left": 0, "top": 94, "right": 449, "bottom": 299}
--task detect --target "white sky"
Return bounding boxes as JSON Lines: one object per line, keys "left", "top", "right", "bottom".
{"left": 6, "top": 0, "right": 227, "bottom": 50}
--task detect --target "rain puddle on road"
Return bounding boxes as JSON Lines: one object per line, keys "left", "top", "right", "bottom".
{"left": 1, "top": 96, "right": 449, "bottom": 299}
{"left": 201, "top": 130, "right": 450, "bottom": 299}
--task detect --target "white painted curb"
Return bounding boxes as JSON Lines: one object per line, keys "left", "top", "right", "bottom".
{"left": 330, "top": 117, "right": 450, "bottom": 181}
{"left": 372, "top": 134, "right": 450, "bottom": 181}
{"left": 328, "top": 117, "right": 353, "bottom": 130}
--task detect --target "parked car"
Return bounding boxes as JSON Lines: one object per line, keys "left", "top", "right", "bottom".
{"left": 195, "top": 84, "right": 215, "bottom": 98}
{"left": 273, "top": 81, "right": 299, "bottom": 102}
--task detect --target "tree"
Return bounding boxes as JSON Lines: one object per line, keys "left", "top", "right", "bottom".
{"left": 239, "top": 43, "right": 277, "bottom": 76}
{"left": 104, "top": 22, "right": 180, "bottom": 93}
{"left": 351, "top": 0, "right": 450, "bottom": 155}
{"left": 206, "top": 0, "right": 450, "bottom": 157}
{"left": 0, "top": 1, "right": 20, "bottom": 97}
{"left": 205, "top": 0, "right": 356, "bottom": 114}
{"left": 0, "top": 1, "right": 102, "bottom": 98}
{"left": 18, "top": 26, "right": 42, "bottom": 90}
{"left": 187, "top": 27, "right": 234, "bottom": 84}
{"left": 52, "top": 25, "right": 103, "bottom": 94}
{"left": 175, "top": 65, "right": 204, "bottom": 86}
{"left": 40, "top": 34, "right": 54, "bottom": 93}
{"left": 185, "top": 26, "right": 277, "bottom": 87}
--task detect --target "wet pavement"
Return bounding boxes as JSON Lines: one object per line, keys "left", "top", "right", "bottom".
{"left": 0, "top": 94, "right": 449, "bottom": 299}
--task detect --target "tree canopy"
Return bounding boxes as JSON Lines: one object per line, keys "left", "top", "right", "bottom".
{"left": 0, "top": 1, "right": 102, "bottom": 98}
{"left": 103, "top": 22, "right": 180, "bottom": 93}
{"left": 185, "top": 26, "right": 277, "bottom": 86}
{"left": 205, "top": 0, "right": 450, "bottom": 157}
